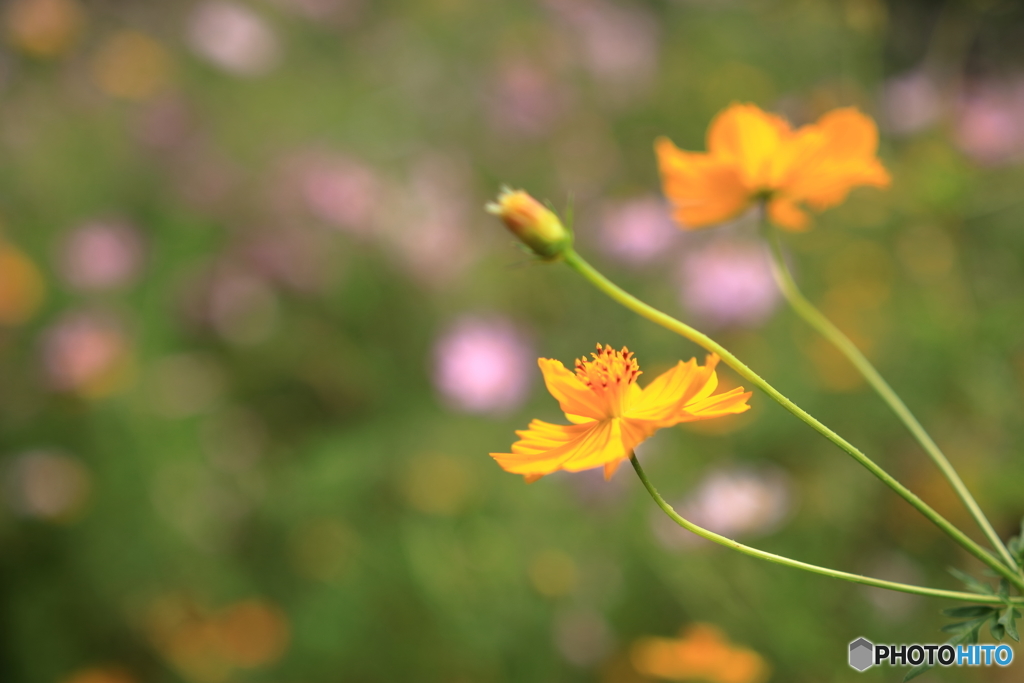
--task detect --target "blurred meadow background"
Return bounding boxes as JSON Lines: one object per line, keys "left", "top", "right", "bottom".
{"left": 2, "top": 0, "right": 1024, "bottom": 681}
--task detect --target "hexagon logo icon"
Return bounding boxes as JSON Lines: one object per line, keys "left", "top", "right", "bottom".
{"left": 849, "top": 637, "right": 874, "bottom": 671}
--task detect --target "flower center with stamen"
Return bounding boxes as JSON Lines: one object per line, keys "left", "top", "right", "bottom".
{"left": 575, "top": 344, "right": 641, "bottom": 417}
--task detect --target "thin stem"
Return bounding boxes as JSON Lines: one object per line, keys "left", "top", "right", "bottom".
{"left": 561, "top": 248, "right": 1024, "bottom": 593}
{"left": 629, "top": 455, "right": 1023, "bottom": 605}
{"left": 763, "top": 226, "right": 1020, "bottom": 575}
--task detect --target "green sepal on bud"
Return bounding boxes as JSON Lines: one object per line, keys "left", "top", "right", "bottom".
{"left": 486, "top": 187, "right": 572, "bottom": 261}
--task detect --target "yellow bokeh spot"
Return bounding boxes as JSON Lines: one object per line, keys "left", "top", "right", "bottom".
{"left": 288, "top": 517, "right": 359, "bottom": 583}
{"left": 823, "top": 240, "right": 893, "bottom": 311}
{"left": 91, "top": 31, "right": 174, "bottom": 101}
{"left": 401, "top": 452, "right": 472, "bottom": 516}
{"left": 896, "top": 225, "right": 956, "bottom": 284}
{"left": 4, "top": 0, "right": 83, "bottom": 58}
{"left": 843, "top": 0, "right": 888, "bottom": 34}
{"left": 528, "top": 549, "right": 578, "bottom": 598}
{"left": 0, "top": 241, "right": 45, "bottom": 326}
{"left": 60, "top": 668, "right": 136, "bottom": 683}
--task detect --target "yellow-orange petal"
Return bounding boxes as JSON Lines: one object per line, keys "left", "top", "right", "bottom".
{"left": 491, "top": 417, "right": 642, "bottom": 480}
{"left": 776, "top": 107, "right": 890, "bottom": 213}
{"left": 677, "top": 387, "right": 753, "bottom": 421}
{"left": 816, "top": 107, "right": 881, "bottom": 159}
{"left": 603, "top": 458, "right": 624, "bottom": 481}
{"left": 707, "top": 103, "right": 793, "bottom": 188}
{"left": 802, "top": 155, "right": 891, "bottom": 210}
{"left": 655, "top": 137, "right": 751, "bottom": 228}
{"left": 767, "top": 196, "right": 811, "bottom": 231}
{"left": 537, "top": 358, "right": 606, "bottom": 421}
{"left": 560, "top": 419, "right": 639, "bottom": 473}
{"left": 490, "top": 419, "right": 596, "bottom": 476}
{"left": 628, "top": 356, "right": 717, "bottom": 422}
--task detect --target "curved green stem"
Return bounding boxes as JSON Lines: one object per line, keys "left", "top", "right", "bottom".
{"left": 630, "top": 455, "right": 1023, "bottom": 605}
{"left": 763, "top": 226, "right": 1021, "bottom": 575}
{"left": 561, "top": 247, "right": 1024, "bottom": 593}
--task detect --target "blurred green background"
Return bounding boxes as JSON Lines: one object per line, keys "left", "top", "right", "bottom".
{"left": 1, "top": 0, "right": 1023, "bottom": 681}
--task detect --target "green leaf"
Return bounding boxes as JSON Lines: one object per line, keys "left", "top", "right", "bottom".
{"left": 998, "top": 579, "right": 1010, "bottom": 600}
{"left": 905, "top": 629, "right": 978, "bottom": 682}
{"left": 990, "top": 620, "right": 1005, "bottom": 641}
{"left": 941, "top": 616, "right": 991, "bottom": 634}
{"left": 942, "top": 605, "right": 996, "bottom": 618}
{"left": 949, "top": 567, "right": 995, "bottom": 594}
{"left": 1000, "top": 606, "right": 1020, "bottom": 642}
{"left": 1009, "top": 537, "right": 1024, "bottom": 569}
{"left": 903, "top": 662, "right": 932, "bottom": 682}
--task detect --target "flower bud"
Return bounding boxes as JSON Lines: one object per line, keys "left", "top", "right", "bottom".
{"left": 486, "top": 188, "right": 572, "bottom": 260}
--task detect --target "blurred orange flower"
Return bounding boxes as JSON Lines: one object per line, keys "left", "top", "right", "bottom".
{"left": 145, "top": 594, "right": 290, "bottom": 683}
{"left": 0, "top": 241, "right": 45, "bottom": 325}
{"left": 60, "top": 666, "right": 136, "bottom": 683}
{"left": 655, "top": 103, "right": 890, "bottom": 231}
{"left": 631, "top": 623, "right": 770, "bottom": 683}
{"left": 491, "top": 345, "right": 751, "bottom": 482}
{"left": 4, "top": 0, "right": 84, "bottom": 58}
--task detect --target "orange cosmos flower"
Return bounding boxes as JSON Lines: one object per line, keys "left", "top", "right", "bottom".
{"left": 655, "top": 103, "right": 891, "bottom": 231}
{"left": 491, "top": 345, "right": 752, "bottom": 482}
{"left": 631, "top": 623, "right": 770, "bottom": 683}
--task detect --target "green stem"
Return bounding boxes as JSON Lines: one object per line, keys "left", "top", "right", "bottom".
{"left": 629, "top": 455, "right": 1023, "bottom": 605}
{"left": 561, "top": 248, "right": 1024, "bottom": 593}
{"left": 764, "top": 226, "right": 1021, "bottom": 575}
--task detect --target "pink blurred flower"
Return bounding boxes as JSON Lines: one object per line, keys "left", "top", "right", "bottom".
{"left": 171, "top": 145, "right": 243, "bottom": 213}
{"left": 379, "top": 154, "right": 477, "bottom": 287}
{"left": 432, "top": 316, "right": 533, "bottom": 415}
{"left": 134, "top": 96, "right": 195, "bottom": 151}
{"left": 546, "top": 0, "right": 659, "bottom": 101}
{"left": 186, "top": 1, "right": 280, "bottom": 77}
{"left": 206, "top": 268, "right": 280, "bottom": 346}
{"left": 3, "top": 450, "right": 91, "bottom": 522}
{"left": 240, "top": 225, "right": 337, "bottom": 293}
{"left": 554, "top": 607, "right": 614, "bottom": 668}
{"left": 178, "top": 263, "right": 280, "bottom": 345}
{"left": 676, "top": 238, "right": 779, "bottom": 328}
{"left": 653, "top": 467, "right": 791, "bottom": 550}
{"left": 598, "top": 196, "right": 678, "bottom": 265}
{"left": 955, "top": 80, "right": 1024, "bottom": 165}
{"left": 58, "top": 220, "right": 143, "bottom": 291}
{"left": 42, "top": 310, "right": 134, "bottom": 397}
{"left": 881, "top": 69, "right": 942, "bottom": 136}
{"left": 291, "top": 152, "right": 380, "bottom": 235}
{"left": 486, "top": 60, "right": 568, "bottom": 138}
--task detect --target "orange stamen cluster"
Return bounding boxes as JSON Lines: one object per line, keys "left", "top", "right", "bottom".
{"left": 574, "top": 344, "right": 641, "bottom": 389}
